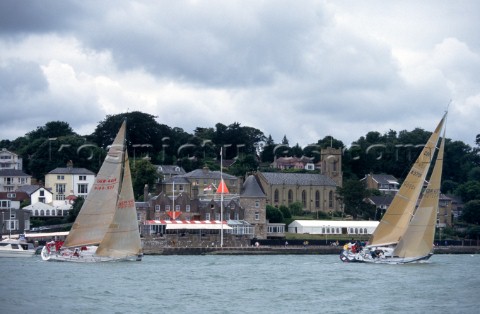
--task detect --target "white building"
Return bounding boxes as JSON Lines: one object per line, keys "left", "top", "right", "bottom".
{"left": 288, "top": 220, "right": 379, "bottom": 235}
{"left": 44, "top": 162, "right": 95, "bottom": 206}
{"left": 0, "top": 148, "right": 23, "bottom": 170}
{"left": 0, "top": 169, "right": 32, "bottom": 192}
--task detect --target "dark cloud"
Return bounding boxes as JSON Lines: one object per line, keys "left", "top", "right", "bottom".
{"left": 0, "top": 0, "right": 86, "bottom": 37}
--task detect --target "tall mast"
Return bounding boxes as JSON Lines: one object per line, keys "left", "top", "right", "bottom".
{"left": 220, "top": 147, "right": 223, "bottom": 247}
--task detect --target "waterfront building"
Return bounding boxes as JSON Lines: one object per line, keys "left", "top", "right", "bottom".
{"left": 44, "top": 161, "right": 95, "bottom": 205}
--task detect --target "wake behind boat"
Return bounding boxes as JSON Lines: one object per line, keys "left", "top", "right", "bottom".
{"left": 41, "top": 120, "right": 142, "bottom": 262}
{"left": 340, "top": 112, "right": 447, "bottom": 264}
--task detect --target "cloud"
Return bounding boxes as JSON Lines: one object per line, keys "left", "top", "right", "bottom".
{"left": 0, "top": 0, "right": 479, "bottom": 149}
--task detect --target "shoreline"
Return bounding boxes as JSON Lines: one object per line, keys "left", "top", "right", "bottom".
{"left": 144, "top": 245, "right": 480, "bottom": 256}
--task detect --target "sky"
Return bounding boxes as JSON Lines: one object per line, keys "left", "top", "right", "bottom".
{"left": 1, "top": 0, "right": 479, "bottom": 149}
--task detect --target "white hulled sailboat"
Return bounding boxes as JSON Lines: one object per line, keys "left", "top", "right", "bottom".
{"left": 41, "top": 120, "right": 142, "bottom": 262}
{"left": 340, "top": 113, "right": 447, "bottom": 264}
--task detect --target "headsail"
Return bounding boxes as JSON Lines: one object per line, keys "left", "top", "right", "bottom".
{"left": 393, "top": 130, "right": 445, "bottom": 258}
{"left": 63, "top": 121, "right": 127, "bottom": 248}
{"left": 368, "top": 113, "right": 446, "bottom": 247}
{"left": 96, "top": 150, "right": 142, "bottom": 258}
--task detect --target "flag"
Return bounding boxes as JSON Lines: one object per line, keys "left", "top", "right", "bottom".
{"left": 203, "top": 184, "right": 212, "bottom": 191}
{"left": 216, "top": 179, "right": 229, "bottom": 194}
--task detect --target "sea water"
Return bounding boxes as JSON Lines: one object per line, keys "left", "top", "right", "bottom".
{"left": 1, "top": 254, "right": 479, "bottom": 314}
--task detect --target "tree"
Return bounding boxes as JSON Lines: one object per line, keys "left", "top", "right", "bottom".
{"left": 278, "top": 205, "right": 291, "bottom": 219}
{"left": 461, "top": 200, "right": 480, "bottom": 225}
{"left": 92, "top": 111, "right": 173, "bottom": 163}
{"left": 456, "top": 181, "right": 480, "bottom": 203}
{"left": 131, "top": 159, "right": 158, "bottom": 199}
{"left": 289, "top": 202, "right": 303, "bottom": 216}
{"left": 65, "top": 197, "right": 85, "bottom": 223}
{"left": 337, "top": 179, "right": 371, "bottom": 219}
{"left": 27, "top": 121, "right": 76, "bottom": 140}
{"left": 266, "top": 205, "right": 284, "bottom": 223}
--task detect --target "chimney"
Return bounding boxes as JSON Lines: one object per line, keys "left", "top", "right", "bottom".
{"left": 144, "top": 184, "right": 149, "bottom": 201}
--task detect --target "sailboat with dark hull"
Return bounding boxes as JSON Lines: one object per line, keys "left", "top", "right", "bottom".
{"left": 41, "top": 120, "right": 142, "bottom": 262}
{"left": 340, "top": 113, "right": 447, "bottom": 264}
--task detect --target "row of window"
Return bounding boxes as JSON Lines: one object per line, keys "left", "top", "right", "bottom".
{"left": 2, "top": 219, "right": 31, "bottom": 230}
{"left": 32, "top": 209, "right": 69, "bottom": 216}
{"left": 56, "top": 175, "right": 88, "bottom": 180}
{"left": 2, "top": 177, "right": 28, "bottom": 184}
{"left": 273, "top": 189, "right": 334, "bottom": 208}
{"left": 155, "top": 204, "right": 191, "bottom": 212}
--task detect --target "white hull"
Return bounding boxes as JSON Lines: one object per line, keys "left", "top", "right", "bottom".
{"left": 340, "top": 249, "right": 433, "bottom": 264}
{"left": 41, "top": 245, "right": 142, "bottom": 263}
{"left": 0, "top": 239, "right": 35, "bottom": 258}
{"left": 0, "top": 250, "right": 35, "bottom": 258}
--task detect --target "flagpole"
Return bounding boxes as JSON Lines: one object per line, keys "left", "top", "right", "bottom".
{"left": 172, "top": 180, "right": 175, "bottom": 220}
{"left": 220, "top": 147, "right": 223, "bottom": 247}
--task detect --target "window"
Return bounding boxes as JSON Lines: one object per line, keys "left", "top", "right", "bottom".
{"left": 205, "top": 213, "right": 210, "bottom": 220}
{"left": 155, "top": 205, "right": 160, "bottom": 212}
{"left": 255, "top": 211, "right": 259, "bottom": 220}
{"left": 186, "top": 205, "right": 190, "bottom": 212}
{"left": 274, "top": 189, "right": 279, "bottom": 203}
{"left": 7, "top": 193, "right": 16, "bottom": 198}
{"left": 7, "top": 220, "right": 18, "bottom": 230}
{"left": 255, "top": 201, "right": 259, "bottom": 208}
{"left": 57, "top": 175, "right": 65, "bottom": 180}
{"left": 79, "top": 175, "right": 86, "bottom": 181}
{"left": 288, "top": 190, "right": 293, "bottom": 204}
{"left": 56, "top": 194, "right": 65, "bottom": 201}
{"left": 46, "top": 210, "right": 50, "bottom": 216}
{"left": 165, "top": 205, "right": 171, "bottom": 211}
{"left": 175, "top": 205, "right": 180, "bottom": 211}
{"left": 78, "top": 183, "right": 88, "bottom": 194}
{"left": 40, "top": 190, "right": 44, "bottom": 196}
{"left": 39, "top": 197, "right": 45, "bottom": 203}
{"left": 301, "top": 190, "right": 306, "bottom": 207}
{"left": 215, "top": 213, "right": 220, "bottom": 220}
{"left": 329, "top": 191, "right": 333, "bottom": 208}
{"left": 315, "top": 191, "right": 320, "bottom": 208}
{"left": 179, "top": 185, "right": 184, "bottom": 191}
{"left": 0, "top": 200, "right": 11, "bottom": 208}
{"left": 56, "top": 184, "right": 66, "bottom": 194}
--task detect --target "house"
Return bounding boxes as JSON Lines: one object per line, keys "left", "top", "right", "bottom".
{"left": 255, "top": 171, "right": 339, "bottom": 213}
{"left": 361, "top": 173, "right": 399, "bottom": 195}
{"left": 0, "top": 148, "right": 23, "bottom": 170}
{"left": 156, "top": 165, "right": 186, "bottom": 181}
{"left": 44, "top": 161, "right": 95, "bottom": 205}
{"left": 0, "top": 169, "right": 32, "bottom": 192}
{"left": 0, "top": 191, "right": 31, "bottom": 235}
{"left": 364, "top": 195, "right": 394, "bottom": 220}
{"left": 141, "top": 169, "right": 267, "bottom": 240}
{"left": 271, "top": 156, "right": 315, "bottom": 171}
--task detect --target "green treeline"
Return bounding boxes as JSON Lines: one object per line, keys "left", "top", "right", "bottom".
{"left": 1, "top": 111, "right": 480, "bottom": 224}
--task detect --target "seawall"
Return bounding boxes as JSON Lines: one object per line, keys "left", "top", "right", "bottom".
{"left": 144, "top": 245, "right": 480, "bottom": 256}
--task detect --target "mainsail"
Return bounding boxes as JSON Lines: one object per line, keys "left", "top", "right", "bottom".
{"left": 63, "top": 121, "right": 127, "bottom": 248}
{"left": 96, "top": 150, "right": 142, "bottom": 258}
{"left": 368, "top": 113, "right": 446, "bottom": 247}
{"left": 393, "top": 132, "right": 445, "bottom": 258}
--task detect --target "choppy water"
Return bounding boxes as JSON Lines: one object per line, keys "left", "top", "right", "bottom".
{"left": 1, "top": 254, "right": 479, "bottom": 314}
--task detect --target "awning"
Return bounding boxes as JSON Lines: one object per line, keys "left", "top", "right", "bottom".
{"left": 145, "top": 220, "right": 232, "bottom": 230}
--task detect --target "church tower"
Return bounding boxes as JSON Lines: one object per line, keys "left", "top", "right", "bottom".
{"left": 320, "top": 147, "right": 342, "bottom": 187}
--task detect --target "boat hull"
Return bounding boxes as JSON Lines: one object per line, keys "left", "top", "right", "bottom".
{"left": 340, "top": 249, "right": 433, "bottom": 264}
{"left": 0, "top": 239, "right": 36, "bottom": 258}
{"left": 41, "top": 245, "right": 142, "bottom": 262}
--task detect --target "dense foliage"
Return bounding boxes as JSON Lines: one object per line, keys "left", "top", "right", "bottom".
{"left": 1, "top": 111, "right": 479, "bottom": 222}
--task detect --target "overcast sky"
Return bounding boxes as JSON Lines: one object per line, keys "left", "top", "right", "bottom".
{"left": 1, "top": 0, "right": 479, "bottom": 149}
